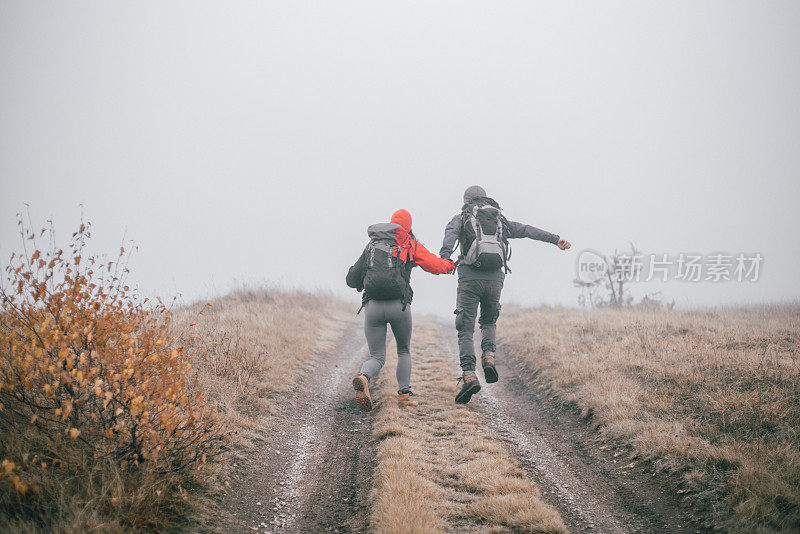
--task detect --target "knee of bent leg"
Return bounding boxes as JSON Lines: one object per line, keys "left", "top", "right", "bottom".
{"left": 479, "top": 303, "right": 502, "bottom": 326}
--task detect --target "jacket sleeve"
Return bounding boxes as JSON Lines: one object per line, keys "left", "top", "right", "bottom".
{"left": 346, "top": 245, "right": 370, "bottom": 291}
{"left": 414, "top": 241, "right": 455, "bottom": 275}
{"left": 506, "top": 220, "right": 560, "bottom": 244}
{"left": 438, "top": 214, "right": 462, "bottom": 259}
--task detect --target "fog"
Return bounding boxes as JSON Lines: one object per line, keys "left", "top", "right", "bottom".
{"left": 2, "top": 1, "right": 799, "bottom": 317}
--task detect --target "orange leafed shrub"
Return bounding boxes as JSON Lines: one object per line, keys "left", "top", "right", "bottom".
{"left": 0, "top": 218, "right": 221, "bottom": 529}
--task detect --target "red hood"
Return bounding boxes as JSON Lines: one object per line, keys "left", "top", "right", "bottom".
{"left": 390, "top": 209, "right": 412, "bottom": 231}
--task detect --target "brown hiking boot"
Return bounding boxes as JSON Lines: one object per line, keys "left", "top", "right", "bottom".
{"left": 455, "top": 370, "right": 481, "bottom": 404}
{"left": 352, "top": 374, "right": 373, "bottom": 412}
{"left": 397, "top": 390, "right": 418, "bottom": 407}
{"left": 482, "top": 351, "right": 498, "bottom": 383}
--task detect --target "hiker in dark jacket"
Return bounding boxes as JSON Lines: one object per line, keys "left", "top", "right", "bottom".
{"left": 347, "top": 209, "right": 454, "bottom": 412}
{"left": 439, "top": 186, "right": 571, "bottom": 404}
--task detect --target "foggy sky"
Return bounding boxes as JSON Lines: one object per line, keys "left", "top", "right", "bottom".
{"left": 2, "top": 1, "right": 799, "bottom": 317}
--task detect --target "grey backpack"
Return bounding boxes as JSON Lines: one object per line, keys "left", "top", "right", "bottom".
{"left": 459, "top": 198, "right": 510, "bottom": 272}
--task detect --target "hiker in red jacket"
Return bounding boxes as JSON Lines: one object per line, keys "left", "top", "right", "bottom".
{"left": 346, "top": 209, "right": 454, "bottom": 411}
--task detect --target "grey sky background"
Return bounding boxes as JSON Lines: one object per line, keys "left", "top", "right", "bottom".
{"left": 2, "top": 1, "right": 799, "bottom": 317}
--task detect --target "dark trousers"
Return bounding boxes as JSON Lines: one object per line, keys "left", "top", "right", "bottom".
{"left": 454, "top": 279, "right": 503, "bottom": 371}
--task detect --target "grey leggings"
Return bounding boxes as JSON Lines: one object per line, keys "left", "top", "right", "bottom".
{"left": 360, "top": 299, "right": 413, "bottom": 392}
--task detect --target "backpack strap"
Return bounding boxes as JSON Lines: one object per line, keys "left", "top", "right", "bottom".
{"left": 495, "top": 211, "right": 512, "bottom": 274}
{"left": 367, "top": 241, "right": 375, "bottom": 269}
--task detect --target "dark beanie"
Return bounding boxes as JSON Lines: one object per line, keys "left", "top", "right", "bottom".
{"left": 463, "top": 185, "right": 487, "bottom": 203}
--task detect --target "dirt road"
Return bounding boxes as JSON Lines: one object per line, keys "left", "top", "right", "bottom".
{"left": 217, "top": 319, "right": 708, "bottom": 533}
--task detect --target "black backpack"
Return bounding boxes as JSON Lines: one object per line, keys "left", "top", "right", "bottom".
{"left": 459, "top": 197, "right": 510, "bottom": 272}
{"left": 363, "top": 239, "right": 413, "bottom": 301}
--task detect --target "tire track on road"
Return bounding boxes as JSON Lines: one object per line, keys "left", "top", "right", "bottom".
{"left": 271, "top": 334, "right": 371, "bottom": 532}
{"left": 216, "top": 323, "right": 375, "bottom": 534}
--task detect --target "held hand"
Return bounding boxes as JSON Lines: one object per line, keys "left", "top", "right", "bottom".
{"left": 447, "top": 260, "right": 456, "bottom": 274}
{"left": 557, "top": 238, "right": 571, "bottom": 250}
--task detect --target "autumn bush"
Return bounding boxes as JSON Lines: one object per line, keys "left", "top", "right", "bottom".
{"left": 0, "top": 218, "right": 222, "bottom": 532}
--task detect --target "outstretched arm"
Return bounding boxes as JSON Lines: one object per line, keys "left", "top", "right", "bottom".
{"left": 506, "top": 220, "right": 571, "bottom": 249}
{"left": 439, "top": 215, "right": 461, "bottom": 259}
{"left": 414, "top": 241, "right": 455, "bottom": 275}
{"left": 345, "top": 245, "right": 370, "bottom": 291}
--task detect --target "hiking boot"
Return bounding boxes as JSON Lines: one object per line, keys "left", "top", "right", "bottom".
{"left": 397, "top": 390, "right": 418, "bottom": 407}
{"left": 352, "top": 374, "right": 373, "bottom": 412}
{"left": 455, "top": 370, "right": 481, "bottom": 404}
{"left": 482, "top": 351, "right": 498, "bottom": 383}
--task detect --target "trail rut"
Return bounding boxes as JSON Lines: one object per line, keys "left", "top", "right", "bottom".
{"left": 213, "top": 324, "right": 374, "bottom": 534}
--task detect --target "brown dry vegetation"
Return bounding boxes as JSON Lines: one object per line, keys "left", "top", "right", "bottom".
{"left": 499, "top": 304, "right": 800, "bottom": 533}
{"left": 174, "top": 288, "right": 352, "bottom": 458}
{"left": 369, "top": 319, "right": 566, "bottom": 533}
{"left": 0, "top": 222, "right": 221, "bottom": 533}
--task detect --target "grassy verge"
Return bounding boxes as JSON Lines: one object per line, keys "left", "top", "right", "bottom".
{"left": 499, "top": 304, "right": 800, "bottom": 532}
{"left": 368, "top": 319, "right": 566, "bottom": 533}
{"left": 175, "top": 288, "right": 354, "bottom": 453}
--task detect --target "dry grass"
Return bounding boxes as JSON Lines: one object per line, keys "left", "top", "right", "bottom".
{"left": 499, "top": 304, "right": 800, "bottom": 533}
{"left": 174, "top": 288, "right": 353, "bottom": 451}
{"left": 369, "top": 319, "right": 566, "bottom": 533}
